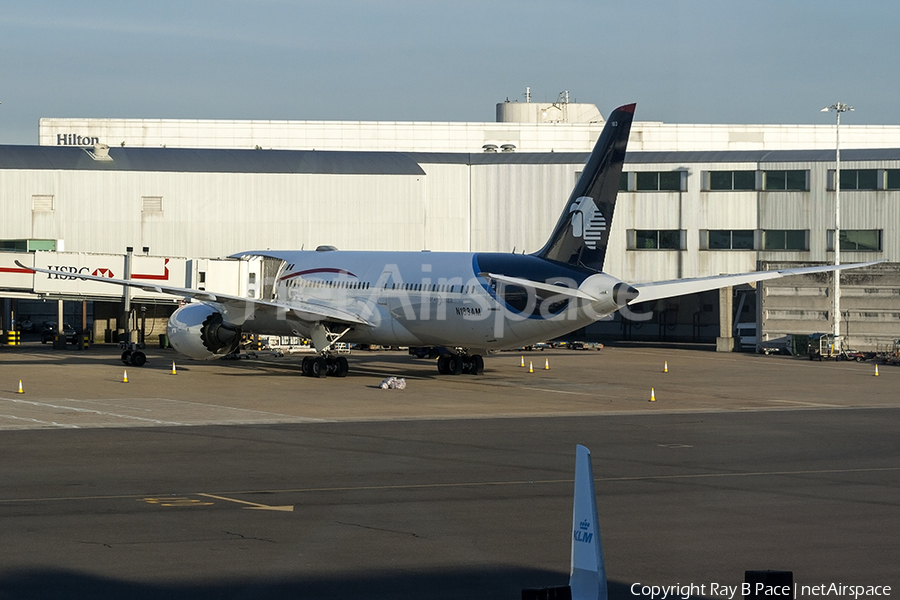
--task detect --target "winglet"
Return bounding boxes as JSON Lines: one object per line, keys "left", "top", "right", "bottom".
{"left": 570, "top": 444, "right": 607, "bottom": 600}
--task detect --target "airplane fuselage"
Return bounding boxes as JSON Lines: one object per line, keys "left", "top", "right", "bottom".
{"left": 237, "top": 249, "right": 622, "bottom": 351}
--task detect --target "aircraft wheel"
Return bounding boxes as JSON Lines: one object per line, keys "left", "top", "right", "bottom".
{"left": 447, "top": 355, "right": 463, "bottom": 375}
{"left": 470, "top": 354, "right": 484, "bottom": 375}
{"left": 121, "top": 350, "right": 132, "bottom": 365}
{"left": 130, "top": 351, "right": 147, "bottom": 367}
{"left": 311, "top": 356, "right": 328, "bottom": 378}
{"left": 301, "top": 356, "right": 312, "bottom": 376}
{"left": 335, "top": 356, "right": 349, "bottom": 377}
{"left": 437, "top": 355, "right": 450, "bottom": 375}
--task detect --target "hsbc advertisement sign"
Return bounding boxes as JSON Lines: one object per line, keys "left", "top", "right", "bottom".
{"left": 31, "top": 252, "right": 188, "bottom": 300}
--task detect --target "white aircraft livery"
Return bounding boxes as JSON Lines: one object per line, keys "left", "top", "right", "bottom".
{"left": 23, "top": 103, "right": 880, "bottom": 377}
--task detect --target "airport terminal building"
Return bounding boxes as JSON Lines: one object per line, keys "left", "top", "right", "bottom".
{"left": 1, "top": 98, "right": 898, "bottom": 350}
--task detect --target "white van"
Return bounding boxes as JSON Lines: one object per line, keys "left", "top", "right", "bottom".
{"left": 734, "top": 322, "right": 758, "bottom": 352}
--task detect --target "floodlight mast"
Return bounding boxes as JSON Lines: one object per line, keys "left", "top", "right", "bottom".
{"left": 821, "top": 102, "right": 854, "bottom": 343}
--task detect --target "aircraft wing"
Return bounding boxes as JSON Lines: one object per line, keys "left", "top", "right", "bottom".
{"left": 629, "top": 260, "right": 884, "bottom": 305}
{"left": 16, "top": 261, "right": 371, "bottom": 326}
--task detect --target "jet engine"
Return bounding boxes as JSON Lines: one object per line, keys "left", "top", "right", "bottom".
{"left": 166, "top": 303, "right": 241, "bottom": 360}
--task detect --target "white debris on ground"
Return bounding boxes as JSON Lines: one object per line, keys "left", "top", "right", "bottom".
{"left": 378, "top": 377, "right": 406, "bottom": 390}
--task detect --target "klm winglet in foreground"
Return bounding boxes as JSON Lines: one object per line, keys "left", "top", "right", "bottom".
{"left": 21, "top": 103, "right": 880, "bottom": 377}
{"left": 570, "top": 444, "right": 607, "bottom": 600}
{"left": 528, "top": 444, "right": 606, "bottom": 600}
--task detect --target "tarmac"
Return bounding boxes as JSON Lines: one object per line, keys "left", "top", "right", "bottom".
{"left": 0, "top": 343, "right": 897, "bottom": 599}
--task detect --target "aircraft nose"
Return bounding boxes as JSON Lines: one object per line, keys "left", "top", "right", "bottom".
{"left": 612, "top": 282, "right": 639, "bottom": 306}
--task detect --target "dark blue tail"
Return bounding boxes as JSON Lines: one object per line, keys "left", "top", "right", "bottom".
{"left": 534, "top": 103, "right": 635, "bottom": 272}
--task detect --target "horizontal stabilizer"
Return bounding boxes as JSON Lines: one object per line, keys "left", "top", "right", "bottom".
{"left": 480, "top": 272, "right": 595, "bottom": 300}
{"left": 630, "top": 260, "right": 884, "bottom": 305}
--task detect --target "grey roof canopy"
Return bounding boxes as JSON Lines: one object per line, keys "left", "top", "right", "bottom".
{"left": 0, "top": 145, "right": 426, "bottom": 175}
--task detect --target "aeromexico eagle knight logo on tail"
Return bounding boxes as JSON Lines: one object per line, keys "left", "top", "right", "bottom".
{"left": 569, "top": 196, "right": 607, "bottom": 250}
{"left": 536, "top": 103, "right": 634, "bottom": 272}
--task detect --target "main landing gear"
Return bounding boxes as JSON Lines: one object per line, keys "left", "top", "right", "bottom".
{"left": 300, "top": 323, "right": 352, "bottom": 378}
{"left": 437, "top": 354, "right": 484, "bottom": 376}
{"left": 301, "top": 355, "right": 349, "bottom": 378}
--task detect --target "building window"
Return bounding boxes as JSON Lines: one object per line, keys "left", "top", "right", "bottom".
{"left": 763, "top": 229, "right": 808, "bottom": 251}
{"left": 142, "top": 196, "right": 163, "bottom": 213}
{"left": 829, "top": 169, "right": 878, "bottom": 191}
{"left": 619, "top": 172, "right": 628, "bottom": 191}
{"left": 635, "top": 171, "right": 685, "bottom": 192}
{"left": 32, "top": 195, "right": 54, "bottom": 212}
{"left": 828, "top": 230, "right": 882, "bottom": 252}
{"left": 702, "top": 229, "right": 755, "bottom": 250}
{"left": 763, "top": 170, "right": 808, "bottom": 191}
{"left": 629, "top": 230, "right": 684, "bottom": 250}
{"left": 708, "top": 170, "right": 756, "bottom": 191}
{"left": 886, "top": 169, "right": 900, "bottom": 189}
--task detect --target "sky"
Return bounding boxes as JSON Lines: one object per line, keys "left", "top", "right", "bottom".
{"left": 1, "top": 0, "right": 898, "bottom": 145}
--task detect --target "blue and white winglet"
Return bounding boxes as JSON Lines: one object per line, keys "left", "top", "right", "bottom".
{"left": 570, "top": 444, "right": 607, "bottom": 600}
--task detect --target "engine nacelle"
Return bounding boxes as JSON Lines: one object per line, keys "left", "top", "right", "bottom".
{"left": 166, "top": 303, "right": 241, "bottom": 360}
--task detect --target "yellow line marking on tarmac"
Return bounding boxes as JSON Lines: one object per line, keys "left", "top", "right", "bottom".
{"left": 143, "top": 496, "right": 214, "bottom": 507}
{"left": 197, "top": 493, "right": 294, "bottom": 512}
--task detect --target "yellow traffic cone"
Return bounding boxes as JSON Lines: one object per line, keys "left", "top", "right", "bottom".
{"left": 664, "top": 361, "right": 668, "bottom": 373}
{"left": 123, "top": 370, "right": 128, "bottom": 383}
{"left": 529, "top": 361, "right": 534, "bottom": 373}
{"left": 520, "top": 356, "right": 525, "bottom": 367}
{"left": 874, "top": 364, "right": 879, "bottom": 377}
{"left": 650, "top": 387, "right": 656, "bottom": 402}
{"left": 172, "top": 361, "right": 177, "bottom": 375}
{"left": 544, "top": 358, "right": 550, "bottom": 370}
{"left": 16, "top": 380, "right": 23, "bottom": 394}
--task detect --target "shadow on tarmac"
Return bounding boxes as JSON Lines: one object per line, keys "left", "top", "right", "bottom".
{"left": 2, "top": 566, "right": 561, "bottom": 600}
{"left": 0, "top": 569, "right": 718, "bottom": 600}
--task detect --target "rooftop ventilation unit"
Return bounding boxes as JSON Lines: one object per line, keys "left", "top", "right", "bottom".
{"left": 86, "top": 143, "right": 113, "bottom": 162}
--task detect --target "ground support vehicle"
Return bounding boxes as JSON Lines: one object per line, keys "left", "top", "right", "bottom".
{"left": 807, "top": 333, "right": 867, "bottom": 362}
{"left": 876, "top": 340, "right": 900, "bottom": 366}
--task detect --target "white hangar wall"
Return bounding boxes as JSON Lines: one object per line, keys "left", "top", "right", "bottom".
{"left": 3, "top": 147, "right": 900, "bottom": 270}
{"left": 0, "top": 169, "right": 431, "bottom": 257}
{"left": 40, "top": 117, "right": 900, "bottom": 154}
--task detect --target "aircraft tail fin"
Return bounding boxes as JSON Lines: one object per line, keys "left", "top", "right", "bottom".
{"left": 535, "top": 104, "right": 635, "bottom": 272}
{"left": 569, "top": 444, "right": 607, "bottom": 600}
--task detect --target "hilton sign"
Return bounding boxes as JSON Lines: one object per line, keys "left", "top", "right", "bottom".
{"left": 57, "top": 134, "right": 101, "bottom": 146}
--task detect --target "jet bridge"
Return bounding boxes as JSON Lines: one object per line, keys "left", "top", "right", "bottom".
{"left": 0, "top": 250, "right": 263, "bottom": 345}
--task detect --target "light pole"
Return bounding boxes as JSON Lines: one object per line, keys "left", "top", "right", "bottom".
{"left": 821, "top": 102, "right": 853, "bottom": 344}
